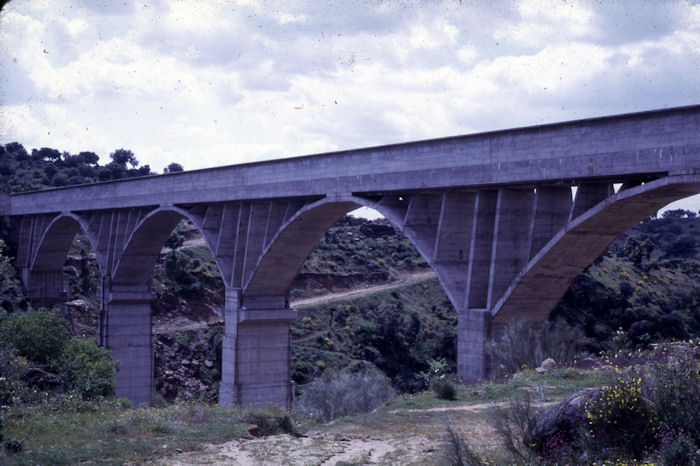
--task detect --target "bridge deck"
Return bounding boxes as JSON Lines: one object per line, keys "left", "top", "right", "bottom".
{"left": 7, "top": 105, "right": 700, "bottom": 215}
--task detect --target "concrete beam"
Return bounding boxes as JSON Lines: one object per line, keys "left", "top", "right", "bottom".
{"left": 9, "top": 106, "right": 700, "bottom": 215}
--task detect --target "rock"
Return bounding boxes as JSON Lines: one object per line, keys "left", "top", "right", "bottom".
{"left": 248, "top": 424, "right": 260, "bottom": 437}
{"left": 535, "top": 358, "right": 556, "bottom": 373}
{"left": 540, "top": 358, "right": 557, "bottom": 370}
{"left": 204, "top": 360, "right": 214, "bottom": 368}
{"left": 181, "top": 359, "right": 190, "bottom": 366}
{"left": 525, "top": 388, "right": 598, "bottom": 455}
{"left": 580, "top": 357, "right": 597, "bottom": 368}
{"left": 359, "top": 222, "right": 395, "bottom": 238}
{"left": 23, "top": 366, "right": 62, "bottom": 389}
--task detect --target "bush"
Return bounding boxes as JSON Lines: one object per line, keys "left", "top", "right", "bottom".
{"left": 662, "top": 435, "right": 699, "bottom": 466}
{"left": 431, "top": 378, "right": 457, "bottom": 400}
{"left": 0, "top": 308, "right": 70, "bottom": 370}
{"left": 243, "top": 406, "right": 296, "bottom": 436}
{"left": 3, "top": 437, "right": 23, "bottom": 454}
{"left": 486, "top": 320, "right": 588, "bottom": 377}
{"left": 584, "top": 377, "right": 657, "bottom": 460}
{"left": 60, "top": 337, "right": 118, "bottom": 399}
{"left": 488, "top": 392, "right": 538, "bottom": 463}
{"left": 642, "top": 345, "right": 699, "bottom": 440}
{"left": 294, "top": 367, "right": 395, "bottom": 422}
{"left": 441, "top": 417, "right": 483, "bottom": 466}
{"left": 526, "top": 343, "right": 700, "bottom": 464}
{"left": 419, "top": 358, "right": 459, "bottom": 400}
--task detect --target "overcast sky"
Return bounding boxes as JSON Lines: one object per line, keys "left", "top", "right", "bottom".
{"left": 1, "top": 0, "right": 699, "bottom": 211}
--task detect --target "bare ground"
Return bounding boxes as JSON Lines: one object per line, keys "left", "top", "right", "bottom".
{"left": 158, "top": 401, "right": 521, "bottom": 465}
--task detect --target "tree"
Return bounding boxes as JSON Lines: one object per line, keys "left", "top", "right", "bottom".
{"left": 5, "top": 142, "right": 28, "bottom": 160}
{"left": 0, "top": 308, "right": 70, "bottom": 370}
{"left": 620, "top": 237, "right": 654, "bottom": 266}
{"left": 76, "top": 151, "right": 100, "bottom": 166}
{"left": 110, "top": 149, "right": 138, "bottom": 168}
{"left": 32, "top": 147, "right": 61, "bottom": 162}
{"left": 163, "top": 162, "right": 184, "bottom": 174}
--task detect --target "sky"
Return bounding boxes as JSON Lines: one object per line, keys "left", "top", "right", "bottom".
{"left": 0, "top": 0, "right": 699, "bottom": 213}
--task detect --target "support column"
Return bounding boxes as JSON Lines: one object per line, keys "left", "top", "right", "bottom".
{"left": 26, "top": 268, "right": 66, "bottom": 308}
{"left": 106, "top": 285, "right": 153, "bottom": 406}
{"left": 220, "top": 289, "right": 297, "bottom": 408}
{"left": 457, "top": 308, "right": 492, "bottom": 383}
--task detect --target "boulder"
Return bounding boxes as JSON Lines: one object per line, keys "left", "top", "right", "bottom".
{"left": 525, "top": 388, "right": 598, "bottom": 455}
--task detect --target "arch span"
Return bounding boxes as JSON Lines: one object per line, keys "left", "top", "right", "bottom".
{"left": 26, "top": 213, "right": 97, "bottom": 304}
{"left": 493, "top": 174, "right": 700, "bottom": 325}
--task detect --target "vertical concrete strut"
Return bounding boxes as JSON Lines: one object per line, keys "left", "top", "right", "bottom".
{"left": 570, "top": 182, "right": 614, "bottom": 220}
{"left": 528, "top": 186, "right": 572, "bottom": 259}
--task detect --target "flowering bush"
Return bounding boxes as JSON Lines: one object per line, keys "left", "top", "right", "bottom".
{"left": 527, "top": 342, "right": 699, "bottom": 464}
{"left": 584, "top": 377, "right": 658, "bottom": 460}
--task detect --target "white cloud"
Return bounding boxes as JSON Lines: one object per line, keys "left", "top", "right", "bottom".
{"left": 0, "top": 0, "right": 698, "bottom": 186}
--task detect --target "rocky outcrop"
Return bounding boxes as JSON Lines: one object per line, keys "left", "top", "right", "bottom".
{"left": 524, "top": 388, "right": 597, "bottom": 456}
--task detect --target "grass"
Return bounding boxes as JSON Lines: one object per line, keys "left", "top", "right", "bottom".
{"left": 0, "top": 367, "right": 638, "bottom": 464}
{"left": 1, "top": 400, "right": 263, "bottom": 465}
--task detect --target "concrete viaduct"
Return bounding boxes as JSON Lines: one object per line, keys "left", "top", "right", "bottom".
{"left": 4, "top": 106, "right": 700, "bottom": 407}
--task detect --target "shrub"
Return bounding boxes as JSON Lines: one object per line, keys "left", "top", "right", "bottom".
{"left": 0, "top": 308, "right": 70, "bottom": 370}
{"left": 431, "top": 378, "right": 457, "bottom": 400}
{"left": 4, "top": 437, "right": 23, "bottom": 454}
{"left": 243, "top": 406, "right": 296, "bottom": 436}
{"left": 486, "top": 320, "right": 587, "bottom": 377}
{"left": 488, "top": 392, "right": 538, "bottom": 463}
{"left": 60, "top": 337, "right": 118, "bottom": 399}
{"left": 294, "top": 367, "right": 395, "bottom": 422}
{"left": 584, "top": 377, "right": 657, "bottom": 460}
{"left": 662, "top": 435, "right": 699, "bottom": 466}
{"left": 641, "top": 345, "right": 699, "bottom": 440}
{"left": 441, "top": 417, "right": 483, "bottom": 466}
{"left": 419, "top": 358, "right": 458, "bottom": 400}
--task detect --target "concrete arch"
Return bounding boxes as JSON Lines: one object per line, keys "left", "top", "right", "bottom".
{"left": 31, "top": 212, "right": 96, "bottom": 272}
{"left": 27, "top": 212, "right": 99, "bottom": 303}
{"left": 243, "top": 195, "right": 423, "bottom": 301}
{"left": 245, "top": 198, "right": 354, "bottom": 298}
{"left": 493, "top": 174, "right": 700, "bottom": 325}
{"left": 111, "top": 206, "right": 222, "bottom": 289}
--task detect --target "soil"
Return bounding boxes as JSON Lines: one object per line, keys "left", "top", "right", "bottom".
{"left": 162, "top": 402, "right": 502, "bottom": 465}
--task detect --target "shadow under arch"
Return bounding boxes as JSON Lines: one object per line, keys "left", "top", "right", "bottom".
{"left": 28, "top": 212, "right": 99, "bottom": 302}
{"left": 110, "top": 206, "right": 222, "bottom": 289}
{"left": 493, "top": 174, "right": 700, "bottom": 325}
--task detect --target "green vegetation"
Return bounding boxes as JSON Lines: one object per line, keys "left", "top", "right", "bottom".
{"left": 293, "top": 367, "right": 395, "bottom": 422}
{"left": 0, "top": 308, "right": 70, "bottom": 370}
{"left": 0, "top": 399, "right": 269, "bottom": 464}
{"left": 0, "top": 143, "right": 154, "bottom": 193}
{"left": 0, "top": 140, "right": 698, "bottom": 462}
{"left": 0, "top": 308, "right": 118, "bottom": 403}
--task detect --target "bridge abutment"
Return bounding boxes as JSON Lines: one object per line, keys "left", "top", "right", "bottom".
{"left": 220, "top": 290, "right": 297, "bottom": 408}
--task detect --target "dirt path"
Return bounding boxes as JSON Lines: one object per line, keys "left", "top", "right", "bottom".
{"left": 291, "top": 271, "right": 436, "bottom": 307}
{"left": 159, "top": 398, "right": 563, "bottom": 465}
{"left": 158, "top": 400, "right": 526, "bottom": 465}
